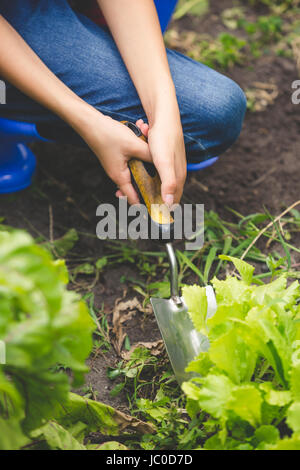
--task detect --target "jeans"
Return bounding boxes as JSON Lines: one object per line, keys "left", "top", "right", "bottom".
{"left": 0, "top": 0, "right": 247, "bottom": 162}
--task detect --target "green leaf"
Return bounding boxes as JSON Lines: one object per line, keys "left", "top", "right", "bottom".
{"left": 252, "top": 277, "right": 299, "bottom": 311}
{"left": 110, "top": 382, "right": 125, "bottom": 397}
{"left": 228, "top": 385, "right": 262, "bottom": 427}
{"left": 124, "top": 335, "right": 131, "bottom": 351}
{"left": 237, "top": 308, "right": 292, "bottom": 387}
{"left": 183, "top": 375, "right": 233, "bottom": 420}
{"left": 178, "top": 251, "right": 204, "bottom": 283}
{"left": 254, "top": 425, "right": 279, "bottom": 446}
{"left": 204, "top": 434, "right": 226, "bottom": 450}
{"left": 291, "top": 363, "right": 300, "bottom": 401}
{"left": 287, "top": 402, "right": 300, "bottom": 433}
{"left": 0, "top": 418, "right": 29, "bottom": 450}
{"left": 32, "top": 421, "right": 86, "bottom": 450}
{"left": 54, "top": 393, "right": 154, "bottom": 437}
{"left": 44, "top": 228, "right": 79, "bottom": 257}
{"left": 259, "top": 383, "right": 292, "bottom": 407}
{"left": 95, "top": 257, "right": 108, "bottom": 270}
{"left": 204, "top": 247, "right": 218, "bottom": 284}
{"left": 209, "top": 325, "right": 256, "bottom": 384}
{"left": 73, "top": 263, "right": 95, "bottom": 276}
{"left": 211, "top": 276, "right": 251, "bottom": 306}
{"left": 268, "top": 434, "right": 300, "bottom": 450}
{"left": 185, "top": 352, "right": 214, "bottom": 376}
{"left": 182, "top": 285, "right": 208, "bottom": 334}
{"left": 219, "top": 255, "right": 255, "bottom": 285}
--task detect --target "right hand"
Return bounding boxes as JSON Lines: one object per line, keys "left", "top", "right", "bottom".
{"left": 77, "top": 109, "right": 152, "bottom": 205}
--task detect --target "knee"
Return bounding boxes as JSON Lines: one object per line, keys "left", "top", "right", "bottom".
{"left": 211, "top": 78, "right": 247, "bottom": 152}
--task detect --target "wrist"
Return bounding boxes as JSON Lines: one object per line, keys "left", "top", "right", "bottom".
{"left": 62, "top": 98, "right": 106, "bottom": 135}
{"left": 143, "top": 80, "right": 179, "bottom": 126}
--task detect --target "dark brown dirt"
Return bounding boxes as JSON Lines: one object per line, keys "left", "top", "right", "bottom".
{"left": 1, "top": 0, "right": 299, "bottom": 409}
{"left": 185, "top": 53, "right": 300, "bottom": 217}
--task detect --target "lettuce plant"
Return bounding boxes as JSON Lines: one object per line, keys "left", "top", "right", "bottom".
{"left": 0, "top": 230, "right": 96, "bottom": 449}
{"left": 183, "top": 256, "right": 300, "bottom": 450}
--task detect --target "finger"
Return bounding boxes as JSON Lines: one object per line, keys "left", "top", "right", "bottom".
{"left": 129, "top": 136, "right": 152, "bottom": 163}
{"left": 136, "top": 119, "right": 149, "bottom": 138}
{"left": 117, "top": 167, "right": 140, "bottom": 205}
{"left": 155, "top": 156, "right": 177, "bottom": 208}
{"left": 115, "top": 189, "right": 125, "bottom": 198}
{"left": 136, "top": 119, "right": 144, "bottom": 128}
{"left": 141, "top": 123, "right": 149, "bottom": 137}
{"left": 119, "top": 182, "right": 140, "bottom": 205}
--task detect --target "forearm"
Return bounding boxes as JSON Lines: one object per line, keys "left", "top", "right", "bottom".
{"left": 98, "top": 0, "right": 179, "bottom": 124}
{"left": 0, "top": 15, "right": 98, "bottom": 131}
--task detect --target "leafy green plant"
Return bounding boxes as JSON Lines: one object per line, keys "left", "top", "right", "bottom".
{"left": 0, "top": 230, "right": 95, "bottom": 448}
{"left": 181, "top": 32, "right": 247, "bottom": 69}
{"left": 0, "top": 230, "right": 152, "bottom": 450}
{"left": 182, "top": 256, "right": 300, "bottom": 450}
{"left": 238, "top": 15, "right": 283, "bottom": 46}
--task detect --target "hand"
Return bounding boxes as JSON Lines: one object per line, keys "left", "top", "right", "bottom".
{"left": 116, "top": 117, "right": 187, "bottom": 206}
{"left": 77, "top": 109, "right": 152, "bottom": 205}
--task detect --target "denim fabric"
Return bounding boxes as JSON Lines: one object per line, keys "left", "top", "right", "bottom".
{"left": 0, "top": 0, "right": 247, "bottom": 162}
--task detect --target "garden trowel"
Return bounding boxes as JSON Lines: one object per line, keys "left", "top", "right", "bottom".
{"left": 124, "top": 121, "right": 217, "bottom": 385}
{"left": 151, "top": 243, "right": 216, "bottom": 385}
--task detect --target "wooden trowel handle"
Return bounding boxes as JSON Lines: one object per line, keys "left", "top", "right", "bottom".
{"left": 122, "top": 121, "right": 174, "bottom": 239}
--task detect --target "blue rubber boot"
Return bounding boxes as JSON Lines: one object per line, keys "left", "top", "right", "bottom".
{"left": 0, "top": 118, "right": 47, "bottom": 194}
{"left": 187, "top": 158, "right": 219, "bottom": 172}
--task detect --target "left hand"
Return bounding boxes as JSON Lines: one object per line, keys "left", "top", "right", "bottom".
{"left": 115, "top": 117, "right": 187, "bottom": 206}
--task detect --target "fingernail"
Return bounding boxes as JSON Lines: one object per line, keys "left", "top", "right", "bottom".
{"left": 164, "top": 194, "right": 174, "bottom": 208}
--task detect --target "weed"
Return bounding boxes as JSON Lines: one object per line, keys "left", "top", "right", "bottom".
{"left": 133, "top": 388, "right": 206, "bottom": 450}
{"left": 107, "top": 347, "right": 166, "bottom": 404}
{"left": 83, "top": 293, "right": 111, "bottom": 354}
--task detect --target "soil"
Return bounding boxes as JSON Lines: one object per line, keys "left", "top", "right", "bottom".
{"left": 1, "top": 1, "right": 299, "bottom": 411}
{"left": 186, "top": 54, "right": 300, "bottom": 217}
